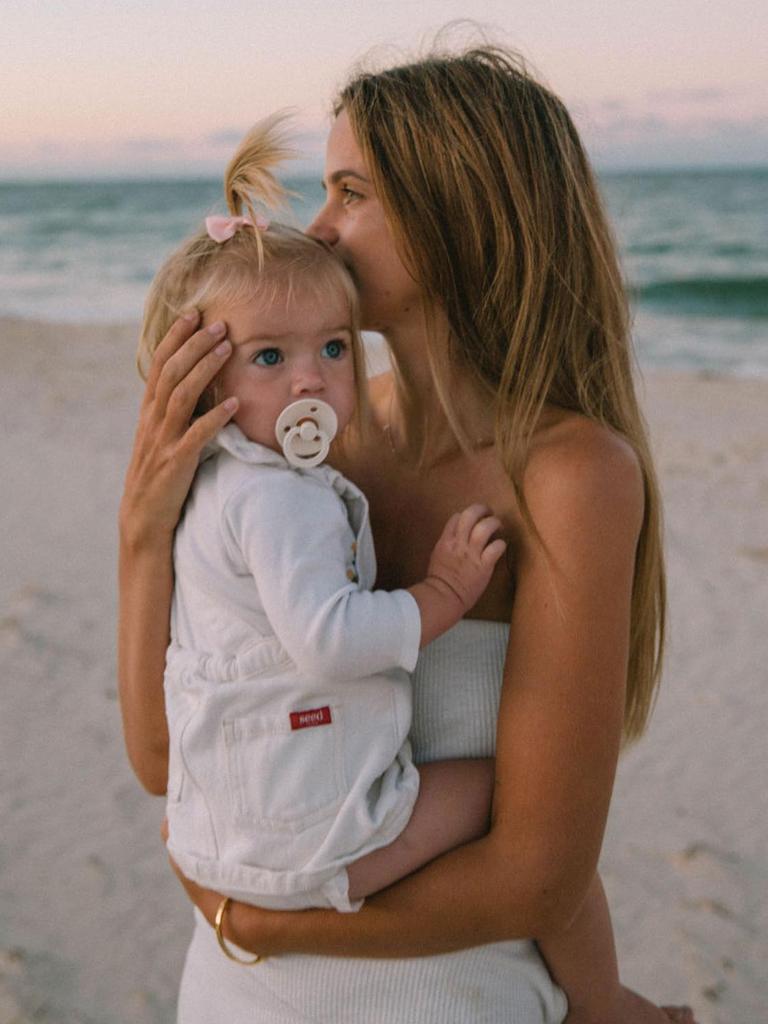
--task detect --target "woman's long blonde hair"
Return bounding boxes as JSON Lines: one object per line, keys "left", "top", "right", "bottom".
{"left": 137, "top": 115, "right": 368, "bottom": 423}
{"left": 338, "top": 44, "right": 665, "bottom": 741}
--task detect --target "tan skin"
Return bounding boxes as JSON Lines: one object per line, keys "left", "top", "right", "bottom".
{"left": 119, "top": 112, "right": 694, "bottom": 1024}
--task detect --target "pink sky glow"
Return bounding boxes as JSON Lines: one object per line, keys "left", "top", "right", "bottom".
{"left": 1, "top": 0, "right": 765, "bottom": 177}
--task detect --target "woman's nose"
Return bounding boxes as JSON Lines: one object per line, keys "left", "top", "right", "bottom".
{"left": 306, "top": 203, "right": 339, "bottom": 246}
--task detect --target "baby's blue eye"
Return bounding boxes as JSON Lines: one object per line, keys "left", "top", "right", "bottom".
{"left": 254, "top": 348, "right": 282, "bottom": 367}
{"left": 322, "top": 339, "right": 346, "bottom": 359}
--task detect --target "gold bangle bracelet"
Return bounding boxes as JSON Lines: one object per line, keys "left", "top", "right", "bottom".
{"left": 214, "top": 897, "right": 264, "bottom": 965}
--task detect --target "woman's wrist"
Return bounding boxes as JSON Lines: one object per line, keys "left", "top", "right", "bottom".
{"left": 226, "top": 899, "right": 268, "bottom": 955}
{"left": 118, "top": 503, "right": 175, "bottom": 554}
{"left": 201, "top": 893, "right": 324, "bottom": 960}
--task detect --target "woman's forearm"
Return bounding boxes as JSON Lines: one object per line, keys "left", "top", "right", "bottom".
{"left": 118, "top": 526, "right": 174, "bottom": 795}
{"left": 218, "top": 828, "right": 589, "bottom": 959}
{"left": 117, "top": 313, "right": 238, "bottom": 794}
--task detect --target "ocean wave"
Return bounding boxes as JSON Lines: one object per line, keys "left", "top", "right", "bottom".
{"left": 634, "top": 277, "right": 768, "bottom": 318}
{"left": 626, "top": 242, "right": 677, "bottom": 255}
{"left": 627, "top": 242, "right": 760, "bottom": 257}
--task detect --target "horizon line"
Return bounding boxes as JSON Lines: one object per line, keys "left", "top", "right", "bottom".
{"left": 1, "top": 163, "right": 767, "bottom": 186}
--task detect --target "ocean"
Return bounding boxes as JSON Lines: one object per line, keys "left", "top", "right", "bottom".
{"left": 1, "top": 170, "right": 766, "bottom": 376}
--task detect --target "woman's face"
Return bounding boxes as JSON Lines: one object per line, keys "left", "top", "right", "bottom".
{"left": 307, "top": 110, "right": 423, "bottom": 333}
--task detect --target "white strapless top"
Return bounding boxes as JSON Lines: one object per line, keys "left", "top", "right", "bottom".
{"left": 411, "top": 618, "right": 509, "bottom": 762}
{"left": 179, "top": 620, "right": 567, "bottom": 1024}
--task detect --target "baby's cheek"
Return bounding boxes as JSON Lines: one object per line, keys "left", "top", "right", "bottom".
{"left": 232, "top": 403, "right": 268, "bottom": 446}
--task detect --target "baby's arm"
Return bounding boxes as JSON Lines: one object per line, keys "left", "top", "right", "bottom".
{"left": 347, "top": 758, "right": 495, "bottom": 900}
{"left": 226, "top": 473, "right": 505, "bottom": 680}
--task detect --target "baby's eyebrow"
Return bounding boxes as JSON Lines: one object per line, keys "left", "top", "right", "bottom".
{"left": 230, "top": 335, "right": 285, "bottom": 347}
{"left": 234, "top": 326, "right": 351, "bottom": 346}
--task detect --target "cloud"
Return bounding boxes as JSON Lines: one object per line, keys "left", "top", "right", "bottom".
{"left": 578, "top": 107, "right": 768, "bottom": 169}
{"left": 204, "top": 125, "right": 326, "bottom": 159}
{"left": 121, "top": 138, "right": 180, "bottom": 153}
{"left": 0, "top": 129, "right": 328, "bottom": 180}
{"left": 646, "top": 87, "right": 728, "bottom": 104}
{"left": 205, "top": 129, "right": 245, "bottom": 147}
{"left": 2, "top": 93, "right": 766, "bottom": 180}
{"left": 569, "top": 81, "right": 768, "bottom": 168}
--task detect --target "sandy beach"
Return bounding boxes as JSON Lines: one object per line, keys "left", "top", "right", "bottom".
{"left": 1, "top": 315, "right": 766, "bottom": 1024}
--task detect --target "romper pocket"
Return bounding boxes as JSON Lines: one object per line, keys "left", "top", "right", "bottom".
{"left": 222, "top": 702, "right": 345, "bottom": 832}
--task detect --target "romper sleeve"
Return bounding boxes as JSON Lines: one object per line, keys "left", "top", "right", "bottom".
{"left": 221, "top": 468, "right": 421, "bottom": 681}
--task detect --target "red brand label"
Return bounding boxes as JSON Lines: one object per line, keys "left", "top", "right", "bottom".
{"left": 290, "top": 706, "right": 332, "bottom": 730}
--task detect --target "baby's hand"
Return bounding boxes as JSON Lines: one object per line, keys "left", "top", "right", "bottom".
{"left": 426, "top": 504, "right": 506, "bottom": 613}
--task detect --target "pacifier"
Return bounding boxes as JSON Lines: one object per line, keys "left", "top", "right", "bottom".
{"left": 275, "top": 399, "right": 338, "bottom": 468}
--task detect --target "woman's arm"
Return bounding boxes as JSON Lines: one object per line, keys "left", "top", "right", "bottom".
{"left": 170, "top": 419, "right": 645, "bottom": 956}
{"left": 118, "top": 313, "right": 238, "bottom": 794}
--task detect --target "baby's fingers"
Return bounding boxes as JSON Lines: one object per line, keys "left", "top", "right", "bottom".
{"left": 440, "top": 511, "right": 462, "bottom": 542}
{"left": 454, "top": 504, "right": 492, "bottom": 542}
{"left": 468, "top": 514, "right": 503, "bottom": 551}
{"left": 480, "top": 538, "right": 507, "bottom": 569}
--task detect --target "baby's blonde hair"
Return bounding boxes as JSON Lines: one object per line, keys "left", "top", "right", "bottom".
{"left": 138, "top": 114, "right": 368, "bottom": 425}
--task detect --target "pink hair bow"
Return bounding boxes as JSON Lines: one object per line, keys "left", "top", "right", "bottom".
{"left": 205, "top": 213, "right": 269, "bottom": 242}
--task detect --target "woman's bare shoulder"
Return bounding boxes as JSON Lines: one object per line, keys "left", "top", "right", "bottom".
{"left": 523, "top": 409, "right": 645, "bottom": 543}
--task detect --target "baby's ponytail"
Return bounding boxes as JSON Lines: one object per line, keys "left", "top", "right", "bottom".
{"left": 223, "top": 113, "right": 296, "bottom": 266}
{"left": 138, "top": 112, "right": 366, "bottom": 429}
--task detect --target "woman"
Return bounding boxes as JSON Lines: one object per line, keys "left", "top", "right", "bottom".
{"left": 119, "top": 44, "right": 694, "bottom": 1023}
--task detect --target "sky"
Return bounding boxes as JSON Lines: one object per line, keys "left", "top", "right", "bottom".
{"left": 1, "top": 0, "right": 766, "bottom": 179}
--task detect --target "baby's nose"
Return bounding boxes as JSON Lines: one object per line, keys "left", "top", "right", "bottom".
{"left": 291, "top": 366, "right": 325, "bottom": 395}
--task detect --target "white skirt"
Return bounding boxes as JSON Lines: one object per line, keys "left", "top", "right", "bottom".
{"left": 177, "top": 909, "right": 567, "bottom": 1024}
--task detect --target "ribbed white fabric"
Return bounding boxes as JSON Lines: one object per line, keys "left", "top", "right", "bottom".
{"left": 177, "top": 620, "right": 568, "bottom": 1024}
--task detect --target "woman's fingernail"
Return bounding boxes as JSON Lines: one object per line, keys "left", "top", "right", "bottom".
{"left": 182, "top": 309, "right": 199, "bottom": 322}
{"left": 215, "top": 340, "right": 231, "bottom": 356}
{"left": 208, "top": 321, "right": 225, "bottom": 336}
{"left": 223, "top": 397, "right": 239, "bottom": 411}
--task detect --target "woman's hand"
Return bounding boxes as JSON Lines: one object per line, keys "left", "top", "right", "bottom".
{"left": 167, "top": 848, "right": 225, "bottom": 928}
{"left": 120, "top": 311, "right": 238, "bottom": 547}
{"left": 118, "top": 312, "right": 239, "bottom": 793}
{"left": 163, "top": 819, "right": 223, "bottom": 930}
{"left": 166, "top": 847, "right": 280, "bottom": 958}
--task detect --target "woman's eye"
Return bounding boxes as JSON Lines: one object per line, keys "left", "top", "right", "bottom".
{"left": 322, "top": 339, "right": 347, "bottom": 360}
{"left": 341, "top": 186, "right": 361, "bottom": 205}
{"left": 253, "top": 348, "right": 282, "bottom": 367}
